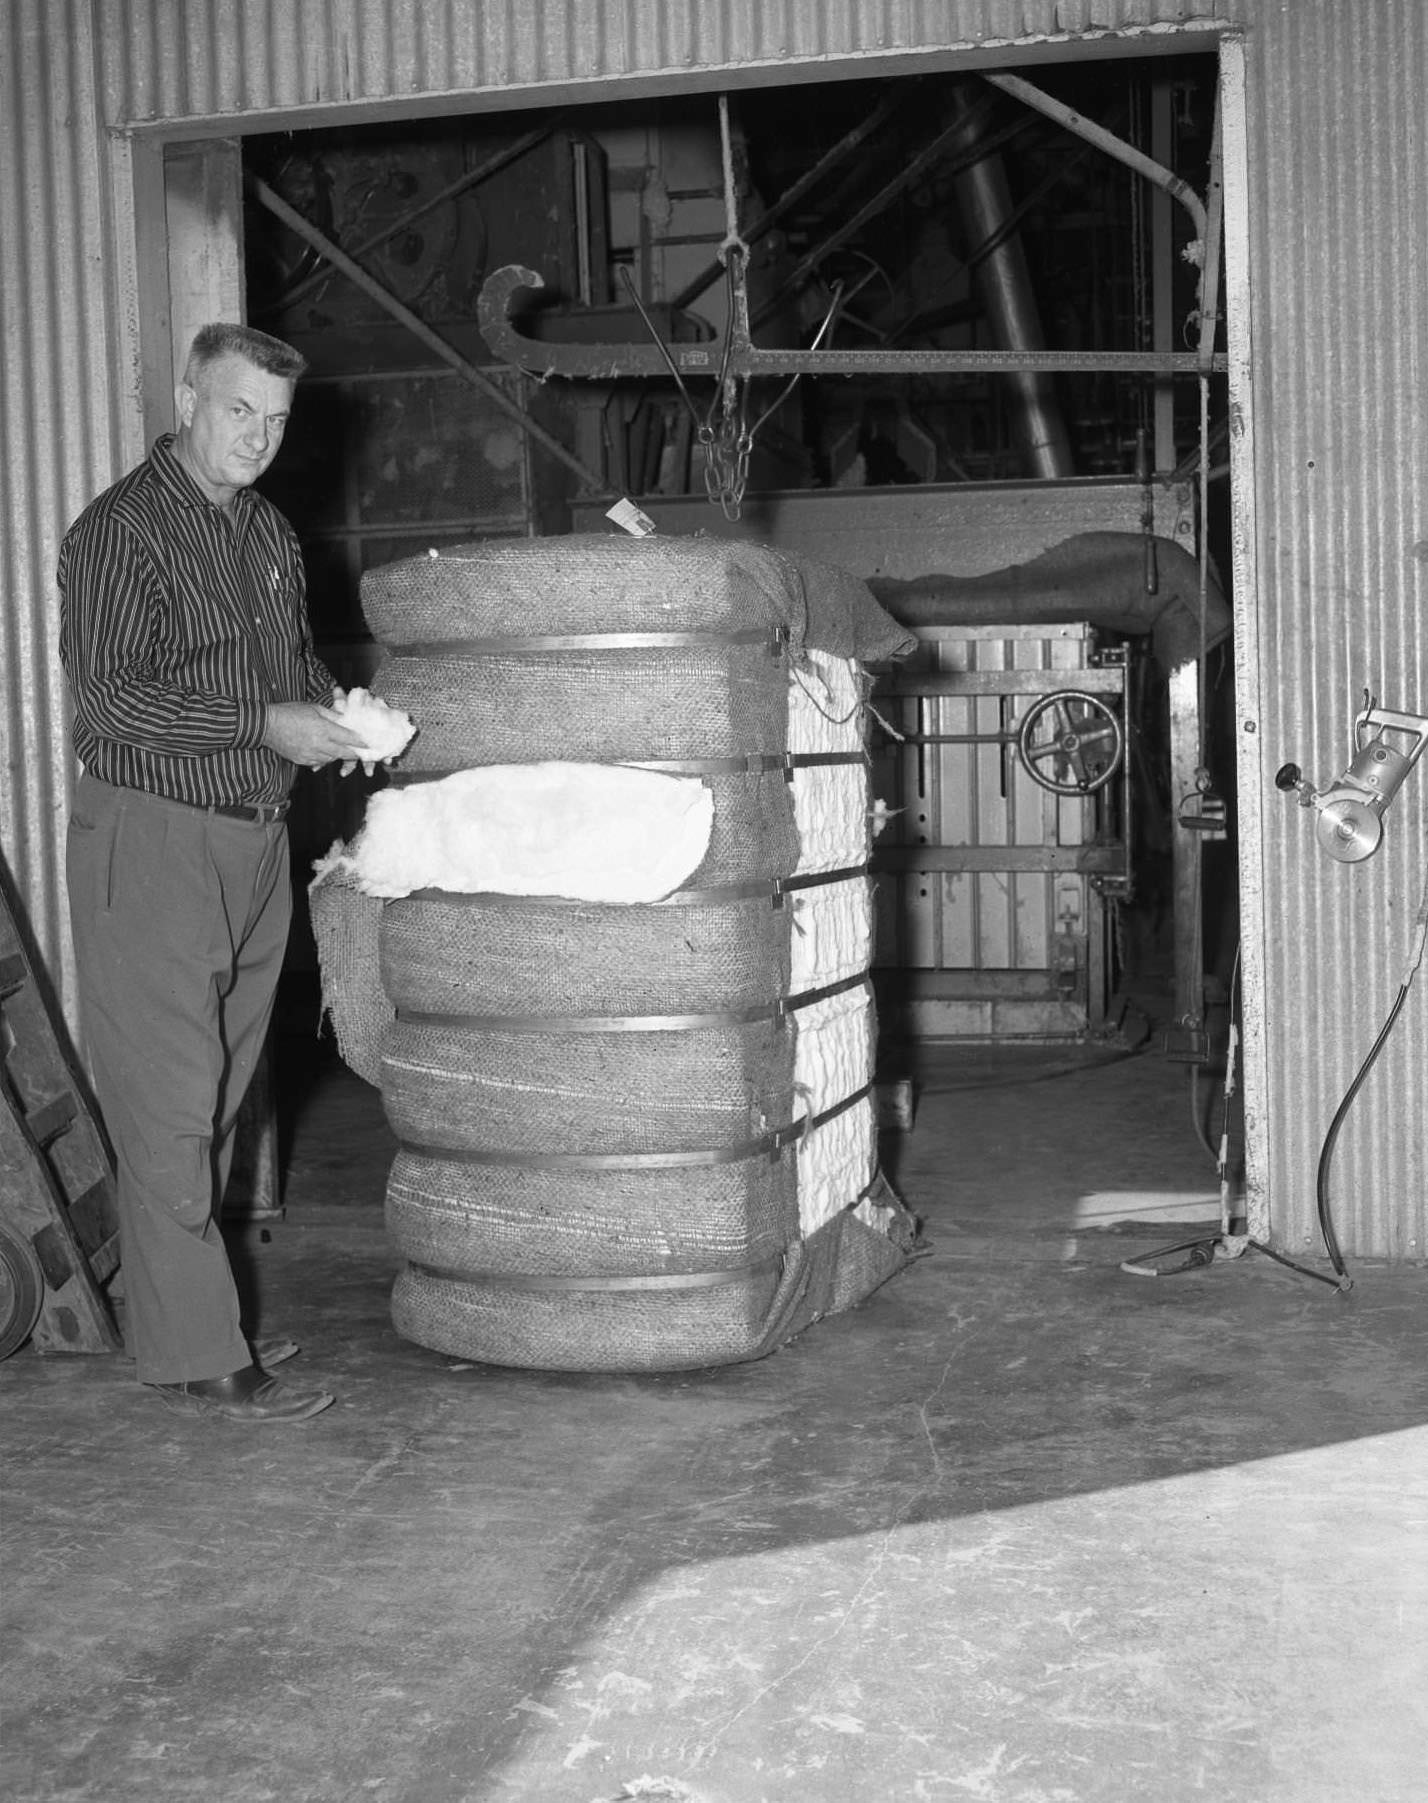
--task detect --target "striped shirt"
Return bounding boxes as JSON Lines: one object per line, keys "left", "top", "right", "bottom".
{"left": 58, "top": 434, "right": 335, "bottom": 809}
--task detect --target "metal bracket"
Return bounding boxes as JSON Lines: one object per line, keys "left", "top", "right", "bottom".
{"left": 477, "top": 262, "right": 1227, "bottom": 383}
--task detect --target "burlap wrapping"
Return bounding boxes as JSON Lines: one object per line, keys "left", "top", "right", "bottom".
{"left": 339, "top": 533, "right": 918, "bottom": 1372}
{"left": 360, "top": 534, "right": 918, "bottom": 664}
{"left": 385, "top": 1151, "right": 797, "bottom": 1278}
{"left": 381, "top": 891, "right": 791, "bottom": 1017}
{"left": 381, "top": 1018, "right": 794, "bottom": 1156}
{"left": 307, "top": 864, "right": 390, "bottom": 1087}
{"left": 371, "top": 646, "right": 786, "bottom": 767}
{"left": 388, "top": 1171, "right": 919, "bottom": 1373}
{"left": 361, "top": 535, "right": 782, "bottom": 640}
{"left": 391, "top": 1257, "right": 786, "bottom": 1372}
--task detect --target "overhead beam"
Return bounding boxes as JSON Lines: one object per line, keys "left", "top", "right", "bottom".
{"left": 479, "top": 264, "right": 1228, "bottom": 379}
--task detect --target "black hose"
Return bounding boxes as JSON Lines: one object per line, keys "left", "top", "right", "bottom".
{"left": 1245, "top": 1238, "right": 1344, "bottom": 1291}
{"left": 1306, "top": 862, "right": 1427, "bottom": 1290}
{"left": 917, "top": 1043, "right": 1144, "bottom": 1095}
{"left": 1188, "top": 1064, "right": 1219, "bottom": 1164}
{"left": 1119, "top": 855, "right": 1425, "bottom": 1295}
{"left": 1313, "top": 982, "right": 1411, "bottom": 1289}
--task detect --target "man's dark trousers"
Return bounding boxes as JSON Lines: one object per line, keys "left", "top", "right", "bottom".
{"left": 67, "top": 774, "right": 290, "bottom": 1384}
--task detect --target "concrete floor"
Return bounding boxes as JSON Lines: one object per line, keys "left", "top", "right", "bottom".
{"left": 3, "top": 985, "right": 1426, "bottom": 1803}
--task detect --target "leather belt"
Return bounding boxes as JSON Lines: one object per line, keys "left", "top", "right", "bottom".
{"left": 158, "top": 794, "right": 290, "bottom": 825}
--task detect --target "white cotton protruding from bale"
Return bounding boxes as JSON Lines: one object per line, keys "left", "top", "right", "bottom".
{"left": 786, "top": 648, "right": 878, "bottom": 1239}
{"left": 332, "top": 761, "right": 715, "bottom": 904}
{"left": 787, "top": 649, "right": 869, "bottom": 874}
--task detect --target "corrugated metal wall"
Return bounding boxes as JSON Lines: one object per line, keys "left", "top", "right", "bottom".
{"left": 3, "top": 0, "right": 1424, "bottom": 1255}
{"left": 1244, "top": 0, "right": 1428, "bottom": 1260}
{"left": 98, "top": 2, "right": 1227, "bottom": 128}
{"left": 0, "top": 0, "right": 127, "bottom": 1010}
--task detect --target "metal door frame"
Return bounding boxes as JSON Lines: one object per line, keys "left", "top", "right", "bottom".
{"left": 115, "top": 24, "right": 1263, "bottom": 1231}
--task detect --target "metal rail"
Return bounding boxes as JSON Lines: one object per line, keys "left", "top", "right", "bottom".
{"left": 477, "top": 264, "right": 1227, "bottom": 378}
{"left": 477, "top": 72, "right": 1225, "bottom": 385}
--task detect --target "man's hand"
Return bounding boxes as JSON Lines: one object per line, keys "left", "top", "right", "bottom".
{"left": 262, "top": 701, "right": 368, "bottom": 771}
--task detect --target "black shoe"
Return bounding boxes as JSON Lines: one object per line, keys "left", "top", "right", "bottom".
{"left": 149, "top": 1364, "right": 334, "bottom": 1422}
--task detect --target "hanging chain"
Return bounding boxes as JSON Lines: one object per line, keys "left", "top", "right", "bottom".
{"left": 616, "top": 91, "right": 842, "bottom": 523}
{"left": 701, "top": 268, "right": 754, "bottom": 520}
{"left": 706, "top": 95, "right": 754, "bottom": 519}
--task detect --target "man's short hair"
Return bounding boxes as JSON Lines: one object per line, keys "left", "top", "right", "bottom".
{"left": 185, "top": 322, "right": 307, "bottom": 384}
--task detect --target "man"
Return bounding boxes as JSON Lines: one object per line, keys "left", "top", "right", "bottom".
{"left": 58, "top": 321, "right": 365, "bottom": 1423}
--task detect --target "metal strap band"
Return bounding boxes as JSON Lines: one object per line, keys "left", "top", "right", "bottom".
{"left": 623, "top": 751, "right": 868, "bottom": 777}
{"left": 399, "top": 1081, "right": 874, "bottom": 1172}
{"left": 405, "top": 865, "right": 870, "bottom": 910}
{"left": 395, "top": 971, "right": 870, "bottom": 1035}
{"left": 385, "top": 751, "right": 868, "bottom": 788}
{"left": 385, "top": 627, "right": 786, "bottom": 655}
{"left": 407, "top": 1253, "right": 783, "bottom": 1294}
{"left": 667, "top": 865, "right": 869, "bottom": 907}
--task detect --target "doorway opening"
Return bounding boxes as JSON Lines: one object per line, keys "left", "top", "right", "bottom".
{"left": 235, "top": 49, "right": 1238, "bottom": 1072}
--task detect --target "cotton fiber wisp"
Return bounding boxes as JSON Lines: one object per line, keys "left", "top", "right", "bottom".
{"left": 331, "top": 687, "right": 416, "bottom": 774}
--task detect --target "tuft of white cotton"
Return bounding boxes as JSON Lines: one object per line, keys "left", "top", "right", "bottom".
{"left": 331, "top": 687, "right": 417, "bottom": 774}
{"left": 326, "top": 761, "right": 714, "bottom": 904}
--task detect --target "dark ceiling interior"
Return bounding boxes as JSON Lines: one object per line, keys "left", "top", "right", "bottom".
{"left": 245, "top": 53, "right": 1221, "bottom": 501}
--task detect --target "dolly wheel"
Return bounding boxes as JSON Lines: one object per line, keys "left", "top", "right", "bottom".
{"left": 0, "top": 1221, "right": 44, "bottom": 1361}
{"left": 1017, "top": 691, "right": 1125, "bottom": 795}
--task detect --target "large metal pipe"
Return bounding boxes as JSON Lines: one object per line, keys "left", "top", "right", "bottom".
{"left": 984, "top": 72, "right": 1208, "bottom": 261}
{"left": 947, "top": 83, "right": 1075, "bottom": 480}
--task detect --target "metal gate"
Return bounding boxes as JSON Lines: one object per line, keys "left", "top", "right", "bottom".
{"left": 873, "top": 622, "right": 1130, "bottom": 1040}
